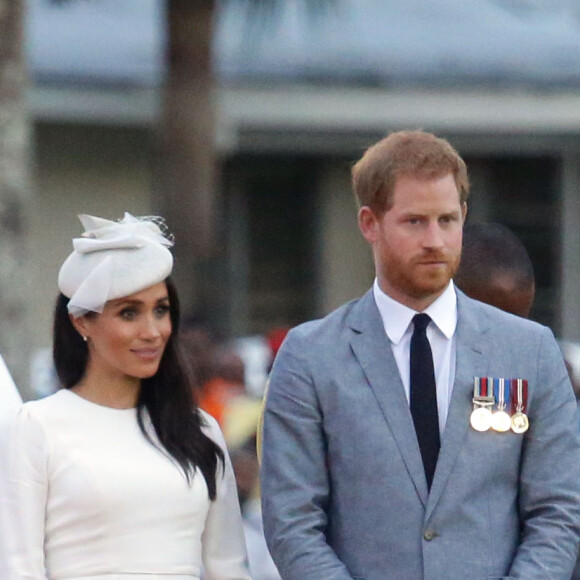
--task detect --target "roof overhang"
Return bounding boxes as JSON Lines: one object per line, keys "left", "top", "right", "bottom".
{"left": 29, "top": 82, "right": 580, "bottom": 155}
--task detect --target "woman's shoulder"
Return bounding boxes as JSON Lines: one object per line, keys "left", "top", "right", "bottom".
{"left": 3, "top": 391, "right": 70, "bottom": 450}
{"left": 15, "top": 389, "right": 77, "bottom": 426}
{"left": 198, "top": 408, "right": 226, "bottom": 448}
{"left": 199, "top": 407, "right": 218, "bottom": 427}
{"left": 20, "top": 389, "right": 67, "bottom": 412}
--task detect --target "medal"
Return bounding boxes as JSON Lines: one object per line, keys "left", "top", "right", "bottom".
{"left": 471, "top": 406, "right": 493, "bottom": 432}
{"left": 511, "top": 412, "right": 529, "bottom": 433}
{"left": 491, "top": 410, "right": 511, "bottom": 432}
{"left": 491, "top": 378, "right": 511, "bottom": 432}
{"left": 470, "top": 377, "right": 494, "bottom": 432}
{"left": 510, "top": 378, "right": 529, "bottom": 434}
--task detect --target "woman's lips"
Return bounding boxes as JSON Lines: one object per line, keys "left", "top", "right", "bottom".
{"left": 131, "top": 348, "right": 161, "bottom": 360}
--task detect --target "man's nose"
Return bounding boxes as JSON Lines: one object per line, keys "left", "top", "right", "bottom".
{"left": 423, "top": 222, "right": 445, "bottom": 248}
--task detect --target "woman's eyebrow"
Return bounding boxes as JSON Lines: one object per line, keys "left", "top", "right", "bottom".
{"left": 113, "top": 295, "right": 169, "bottom": 308}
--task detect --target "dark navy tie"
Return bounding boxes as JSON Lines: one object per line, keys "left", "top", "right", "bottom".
{"left": 410, "top": 313, "right": 440, "bottom": 491}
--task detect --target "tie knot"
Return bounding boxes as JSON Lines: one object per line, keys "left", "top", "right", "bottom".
{"left": 413, "top": 313, "right": 431, "bottom": 332}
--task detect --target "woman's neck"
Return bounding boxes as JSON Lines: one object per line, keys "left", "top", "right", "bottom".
{"left": 72, "top": 372, "right": 141, "bottom": 409}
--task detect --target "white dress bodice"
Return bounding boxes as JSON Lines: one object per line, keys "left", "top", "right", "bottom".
{"left": 0, "top": 389, "right": 250, "bottom": 580}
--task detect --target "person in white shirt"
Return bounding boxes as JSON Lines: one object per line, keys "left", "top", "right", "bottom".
{"left": 0, "top": 353, "right": 21, "bottom": 424}
{"left": 0, "top": 212, "right": 249, "bottom": 580}
{"left": 0, "top": 351, "right": 22, "bottom": 540}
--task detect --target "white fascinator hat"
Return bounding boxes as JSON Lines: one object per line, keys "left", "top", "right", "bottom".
{"left": 58, "top": 212, "right": 174, "bottom": 318}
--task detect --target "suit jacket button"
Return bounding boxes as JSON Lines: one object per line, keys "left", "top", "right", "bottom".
{"left": 423, "top": 529, "right": 437, "bottom": 541}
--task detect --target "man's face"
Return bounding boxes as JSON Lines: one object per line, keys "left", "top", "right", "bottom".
{"left": 359, "top": 173, "right": 466, "bottom": 311}
{"left": 461, "top": 273, "right": 535, "bottom": 319}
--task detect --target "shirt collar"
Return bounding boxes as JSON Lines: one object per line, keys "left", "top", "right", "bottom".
{"left": 373, "top": 279, "right": 458, "bottom": 345}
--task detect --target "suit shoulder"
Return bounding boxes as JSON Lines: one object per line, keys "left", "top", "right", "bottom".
{"left": 284, "top": 295, "right": 363, "bottom": 344}
{"left": 459, "top": 292, "right": 552, "bottom": 337}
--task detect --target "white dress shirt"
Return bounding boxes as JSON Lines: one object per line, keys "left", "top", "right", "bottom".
{"left": 373, "top": 279, "right": 458, "bottom": 432}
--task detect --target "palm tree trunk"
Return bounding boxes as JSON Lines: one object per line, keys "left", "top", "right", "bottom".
{"left": 156, "top": 0, "right": 218, "bottom": 318}
{"left": 0, "top": 0, "right": 32, "bottom": 397}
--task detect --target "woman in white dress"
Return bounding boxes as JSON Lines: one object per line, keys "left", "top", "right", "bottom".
{"left": 0, "top": 213, "right": 250, "bottom": 580}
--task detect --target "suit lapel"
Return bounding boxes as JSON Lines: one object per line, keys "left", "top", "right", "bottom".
{"left": 348, "top": 291, "right": 429, "bottom": 506}
{"left": 425, "top": 292, "right": 491, "bottom": 519}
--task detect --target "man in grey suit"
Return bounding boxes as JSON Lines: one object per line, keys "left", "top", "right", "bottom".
{"left": 261, "top": 130, "right": 580, "bottom": 579}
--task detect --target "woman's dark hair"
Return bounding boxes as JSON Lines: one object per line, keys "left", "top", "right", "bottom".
{"left": 53, "top": 277, "right": 224, "bottom": 499}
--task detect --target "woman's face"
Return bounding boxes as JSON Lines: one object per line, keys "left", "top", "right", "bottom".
{"left": 73, "top": 282, "right": 172, "bottom": 382}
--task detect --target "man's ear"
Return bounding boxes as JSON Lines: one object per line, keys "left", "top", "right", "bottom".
{"left": 461, "top": 202, "right": 467, "bottom": 223}
{"left": 358, "top": 206, "right": 379, "bottom": 244}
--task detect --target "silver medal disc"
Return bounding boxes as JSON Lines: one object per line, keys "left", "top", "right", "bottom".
{"left": 491, "top": 410, "right": 511, "bottom": 433}
{"left": 470, "top": 407, "right": 492, "bottom": 432}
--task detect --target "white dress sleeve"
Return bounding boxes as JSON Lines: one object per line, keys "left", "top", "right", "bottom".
{"left": 200, "top": 411, "right": 251, "bottom": 580}
{"left": 0, "top": 405, "right": 49, "bottom": 580}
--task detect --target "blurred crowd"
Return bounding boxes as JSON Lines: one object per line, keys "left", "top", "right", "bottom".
{"left": 181, "top": 320, "right": 288, "bottom": 580}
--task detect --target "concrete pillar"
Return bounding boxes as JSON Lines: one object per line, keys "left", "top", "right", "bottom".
{"left": 225, "top": 173, "right": 251, "bottom": 337}
{"left": 463, "top": 158, "right": 493, "bottom": 224}
{"left": 560, "top": 154, "right": 580, "bottom": 341}
{"left": 317, "top": 163, "right": 374, "bottom": 315}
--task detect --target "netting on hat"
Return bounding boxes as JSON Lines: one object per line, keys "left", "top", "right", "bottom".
{"left": 134, "top": 215, "right": 175, "bottom": 246}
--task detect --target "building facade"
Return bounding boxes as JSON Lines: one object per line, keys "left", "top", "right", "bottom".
{"left": 27, "top": 0, "right": 580, "bottom": 364}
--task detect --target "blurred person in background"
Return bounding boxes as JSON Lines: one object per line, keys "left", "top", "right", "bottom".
{"left": 0, "top": 213, "right": 249, "bottom": 580}
{"left": 454, "top": 222, "right": 580, "bottom": 407}
{"left": 198, "top": 345, "right": 246, "bottom": 428}
{"left": 205, "top": 329, "right": 285, "bottom": 580}
{"left": 0, "top": 353, "right": 22, "bottom": 512}
{"left": 454, "top": 222, "right": 535, "bottom": 318}
{"left": 180, "top": 315, "right": 217, "bottom": 395}
{"left": 0, "top": 354, "right": 21, "bottom": 424}
{"left": 265, "top": 327, "right": 290, "bottom": 373}
{"left": 230, "top": 433, "right": 281, "bottom": 580}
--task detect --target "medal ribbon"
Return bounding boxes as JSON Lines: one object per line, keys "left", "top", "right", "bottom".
{"left": 510, "top": 378, "right": 528, "bottom": 414}
{"left": 493, "top": 378, "right": 511, "bottom": 412}
{"left": 473, "top": 377, "right": 492, "bottom": 400}
{"left": 473, "top": 377, "right": 495, "bottom": 405}
{"left": 474, "top": 377, "right": 483, "bottom": 398}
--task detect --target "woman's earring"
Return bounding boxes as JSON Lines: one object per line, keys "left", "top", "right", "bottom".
{"left": 82, "top": 335, "right": 88, "bottom": 342}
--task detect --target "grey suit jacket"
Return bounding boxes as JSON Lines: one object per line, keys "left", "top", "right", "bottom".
{"left": 261, "top": 288, "right": 580, "bottom": 580}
